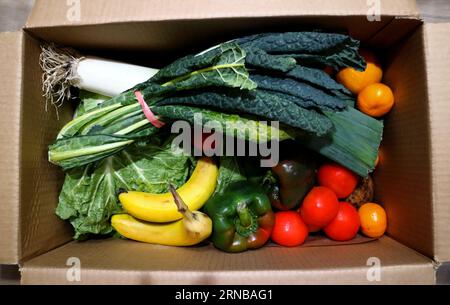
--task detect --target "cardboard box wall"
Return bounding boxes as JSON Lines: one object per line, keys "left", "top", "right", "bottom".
{"left": 0, "top": 0, "right": 449, "bottom": 284}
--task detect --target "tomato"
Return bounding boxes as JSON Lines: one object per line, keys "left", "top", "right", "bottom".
{"left": 307, "top": 224, "right": 322, "bottom": 233}
{"left": 323, "top": 202, "right": 360, "bottom": 241}
{"left": 296, "top": 207, "right": 322, "bottom": 232}
{"left": 271, "top": 211, "right": 308, "bottom": 247}
{"left": 300, "top": 186, "right": 339, "bottom": 228}
{"left": 359, "top": 203, "right": 387, "bottom": 238}
{"left": 317, "top": 163, "right": 358, "bottom": 198}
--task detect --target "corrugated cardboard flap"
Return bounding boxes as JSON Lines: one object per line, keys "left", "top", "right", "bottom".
{"left": 0, "top": 32, "right": 23, "bottom": 264}
{"left": 21, "top": 236, "right": 434, "bottom": 284}
{"left": 0, "top": 31, "right": 74, "bottom": 265}
{"left": 424, "top": 23, "right": 450, "bottom": 263}
{"left": 26, "top": 0, "right": 418, "bottom": 28}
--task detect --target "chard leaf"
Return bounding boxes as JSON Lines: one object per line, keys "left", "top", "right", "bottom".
{"left": 56, "top": 137, "right": 194, "bottom": 240}
{"left": 49, "top": 126, "right": 158, "bottom": 170}
{"left": 57, "top": 102, "right": 124, "bottom": 139}
{"left": 74, "top": 90, "right": 110, "bottom": 117}
{"left": 80, "top": 104, "right": 141, "bottom": 135}
{"left": 96, "top": 111, "right": 147, "bottom": 135}
{"left": 49, "top": 135, "right": 135, "bottom": 170}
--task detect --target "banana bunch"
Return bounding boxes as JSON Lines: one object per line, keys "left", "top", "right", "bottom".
{"left": 111, "top": 157, "right": 218, "bottom": 246}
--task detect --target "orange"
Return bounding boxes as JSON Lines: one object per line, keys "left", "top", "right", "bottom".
{"left": 357, "top": 83, "right": 394, "bottom": 117}
{"left": 358, "top": 203, "right": 387, "bottom": 238}
{"left": 336, "top": 50, "right": 383, "bottom": 94}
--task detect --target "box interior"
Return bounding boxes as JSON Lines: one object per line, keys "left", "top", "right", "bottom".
{"left": 15, "top": 14, "right": 437, "bottom": 283}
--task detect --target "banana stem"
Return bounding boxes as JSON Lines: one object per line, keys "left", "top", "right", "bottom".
{"left": 168, "top": 183, "right": 195, "bottom": 221}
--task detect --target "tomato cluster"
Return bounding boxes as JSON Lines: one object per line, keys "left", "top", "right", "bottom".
{"left": 271, "top": 162, "right": 386, "bottom": 247}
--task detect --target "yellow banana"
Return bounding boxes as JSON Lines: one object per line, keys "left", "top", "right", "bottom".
{"left": 111, "top": 213, "right": 212, "bottom": 246}
{"left": 112, "top": 185, "right": 212, "bottom": 246}
{"left": 119, "top": 157, "right": 218, "bottom": 223}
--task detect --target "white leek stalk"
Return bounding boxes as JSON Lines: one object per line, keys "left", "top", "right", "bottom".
{"left": 40, "top": 44, "right": 159, "bottom": 110}
{"left": 77, "top": 57, "right": 158, "bottom": 97}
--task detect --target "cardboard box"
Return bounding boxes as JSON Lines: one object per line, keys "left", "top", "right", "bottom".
{"left": 1, "top": 0, "right": 449, "bottom": 284}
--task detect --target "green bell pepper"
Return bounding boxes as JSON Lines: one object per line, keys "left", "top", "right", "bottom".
{"left": 204, "top": 182, "right": 275, "bottom": 253}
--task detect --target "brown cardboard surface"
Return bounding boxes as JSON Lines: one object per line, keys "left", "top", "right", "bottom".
{"left": 376, "top": 22, "right": 450, "bottom": 263}
{"left": 23, "top": 0, "right": 418, "bottom": 51}
{"left": 18, "top": 33, "right": 74, "bottom": 263}
{"left": 0, "top": 31, "right": 74, "bottom": 265}
{"left": 423, "top": 23, "right": 450, "bottom": 262}
{"left": 27, "top": 0, "right": 418, "bottom": 27}
{"left": 0, "top": 32, "right": 23, "bottom": 264}
{"left": 25, "top": 17, "right": 398, "bottom": 53}
{"left": 375, "top": 26, "right": 434, "bottom": 258}
{"left": 21, "top": 236, "right": 434, "bottom": 284}
{"left": 295, "top": 234, "right": 374, "bottom": 247}
{"left": 368, "top": 17, "right": 422, "bottom": 48}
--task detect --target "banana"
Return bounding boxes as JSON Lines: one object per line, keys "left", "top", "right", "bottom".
{"left": 119, "top": 157, "right": 218, "bottom": 223}
{"left": 112, "top": 185, "right": 212, "bottom": 246}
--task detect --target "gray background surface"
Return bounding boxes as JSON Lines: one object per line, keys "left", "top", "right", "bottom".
{"left": 0, "top": 0, "right": 449, "bottom": 285}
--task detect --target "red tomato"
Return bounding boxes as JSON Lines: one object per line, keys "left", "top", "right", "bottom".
{"left": 317, "top": 163, "right": 358, "bottom": 198}
{"left": 307, "top": 224, "right": 322, "bottom": 233}
{"left": 296, "top": 207, "right": 322, "bottom": 232}
{"left": 271, "top": 211, "right": 309, "bottom": 247}
{"left": 300, "top": 186, "right": 339, "bottom": 228}
{"left": 323, "top": 202, "right": 360, "bottom": 241}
